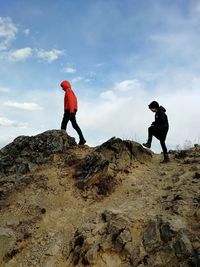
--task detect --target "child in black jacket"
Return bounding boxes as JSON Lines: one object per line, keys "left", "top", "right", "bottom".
{"left": 143, "top": 101, "right": 169, "bottom": 163}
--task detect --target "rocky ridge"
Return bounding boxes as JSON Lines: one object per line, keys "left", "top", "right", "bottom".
{"left": 0, "top": 130, "right": 199, "bottom": 267}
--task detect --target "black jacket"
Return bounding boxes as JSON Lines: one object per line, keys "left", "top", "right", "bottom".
{"left": 152, "top": 106, "right": 169, "bottom": 129}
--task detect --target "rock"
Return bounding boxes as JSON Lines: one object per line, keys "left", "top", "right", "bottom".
{"left": 106, "top": 216, "right": 129, "bottom": 237}
{"left": 0, "top": 227, "right": 16, "bottom": 261}
{"left": 97, "top": 137, "right": 152, "bottom": 165}
{"left": 153, "top": 245, "right": 174, "bottom": 266}
{"left": 0, "top": 155, "right": 14, "bottom": 167}
{"left": 45, "top": 244, "right": 60, "bottom": 256}
{"left": 75, "top": 138, "right": 152, "bottom": 198}
{"left": 84, "top": 245, "right": 98, "bottom": 264}
{"left": 115, "top": 229, "right": 132, "bottom": 251}
{"left": 102, "top": 209, "right": 123, "bottom": 222}
{"left": 0, "top": 130, "right": 76, "bottom": 177}
{"left": 174, "top": 150, "right": 188, "bottom": 159}
{"left": 160, "top": 222, "right": 175, "bottom": 242}
{"left": 192, "top": 237, "right": 200, "bottom": 250}
{"left": 76, "top": 152, "right": 111, "bottom": 187}
{"left": 0, "top": 130, "right": 76, "bottom": 199}
{"left": 188, "top": 249, "right": 200, "bottom": 267}
{"left": 100, "top": 235, "right": 112, "bottom": 251}
{"left": 169, "top": 217, "right": 187, "bottom": 231}
{"left": 17, "top": 163, "right": 29, "bottom": 174}
{"left": 193, "top": 172, "right": 200, "bottom": 179}
{"left": 28, "top": 162, "right": 38, "bottom": 172}
{"left": 173, "top": 234, "right": 193, "bottom": 259}
{"left": 143, "top": 220, "right": 161, "bottom": 252}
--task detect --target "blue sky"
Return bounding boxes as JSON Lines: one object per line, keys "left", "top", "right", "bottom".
{"left": 0, "top": 0, "right": 200, "bottom": 151}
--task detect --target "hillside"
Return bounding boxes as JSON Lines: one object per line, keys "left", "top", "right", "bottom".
{"left": 0, "top": 130, "right": 200, "bottom": 267}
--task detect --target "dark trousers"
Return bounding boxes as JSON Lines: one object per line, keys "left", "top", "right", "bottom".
{"left": 148, "top": 126, "right": 168, "bottom": 156}
{"left": 61, "top": 110, "right": 84, "bottom": 141}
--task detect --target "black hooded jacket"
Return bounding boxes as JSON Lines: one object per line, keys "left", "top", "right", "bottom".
{"left": 152, "top": 106, "right": 169, "bottom": 129}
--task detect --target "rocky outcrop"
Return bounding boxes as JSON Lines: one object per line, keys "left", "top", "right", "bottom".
{"left": 0, "top": 130, "right": 76, "bottom": 201}
{"left": 75, "top": 137, "right": 152, "bottom": 198}
{"left": 65, "top": 211, "right": 199, "bottom": 267}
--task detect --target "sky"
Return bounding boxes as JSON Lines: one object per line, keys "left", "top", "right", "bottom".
{"left": 0, "top": 0, "right": 200, "bottom": 152}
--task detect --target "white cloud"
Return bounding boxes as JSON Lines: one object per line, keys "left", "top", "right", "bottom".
{"left": 63, "top": 67, "right": 77, "bottom": 74}
{"left": 0, "top": 86, "right": 10, "bottom": 93}
{"left": 72, "top": 76, "right": 84, "bottom": 83}
{"left": 36, "top": 49, "right": 63, "bottom": 62}
{"left": 4, "top": 101, "right": 43, "bottom": 111}
{"left": 0, "top": 117, "right": 19, "bottom": 127}
{"left": 100, "top": 90, "right": 117, "bottom": 101}
{"left": 8, "top": 47, "right": 33, "bottom": 61}
{"left": 0, "top": 17, "right": 18, "bottom": 51}
{"left": 78, "top": 77, "right": 200, "bottom": 151}
{"left": 114, "top": 79, "right": 142, "bottom": 92}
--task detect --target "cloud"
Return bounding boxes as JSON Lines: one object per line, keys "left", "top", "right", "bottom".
{"left": 0, "top": 86, "right": 10, "bottom": 93}
{"left": 72, "top": 76, "right": 84, "bottom": 83}
{"left": 8, "top": 47, "right": 33, "bottom": 61}
{"left": 0, "top": 17, "right": 18, "bottom": 51}
{"left": 78, "top": 77, "right": 200, "bottom": 151}
{"left": 63, "top": 67, "right": 77, "bottom": 74}
{"left": 114, "top": 79, "right": 142, "bottom": 92}
{"left": 0, "top": 117, "right": 21, "bottom": 127}
{"left": 100, "top": 79, "right": 144, "bottom": 101}
{"left": 100, "top": 90, "right": 117, "bottom": 101}
{"left": 36, "top": 49, "right": 63, "bottom": 62}
{"left": 4, "top": 101, "right": 43, "bottom": 111}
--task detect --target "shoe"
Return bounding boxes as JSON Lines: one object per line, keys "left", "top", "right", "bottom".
{"left": 160, "top": 156, "right": 170, "bottom": 164}
{"left": 143, "top": 142, "right": 151, "bottom": 149}
{"left": 79, "top": 139, "right": 86, "bottom": 145}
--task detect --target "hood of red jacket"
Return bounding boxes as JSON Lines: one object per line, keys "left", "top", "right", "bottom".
{"left": 60, "top": 80, "right": 71, "bottom": 91}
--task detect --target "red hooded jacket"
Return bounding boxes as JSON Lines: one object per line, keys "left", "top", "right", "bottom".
{"left": 60, "top": 80, "right": 78, "bottom": 113}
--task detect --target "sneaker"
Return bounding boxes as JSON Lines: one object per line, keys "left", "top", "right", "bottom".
{"left": 79, "top": 139, "right": 86, "bottom": 145}
{"left": 160, "top": 157, "right": 170, "bottom": 164}
{"left": 143, "top": 142, "right": 151, "bottom": 149}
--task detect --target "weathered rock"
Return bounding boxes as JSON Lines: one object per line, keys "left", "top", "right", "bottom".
{"left": 160, "top": 222, "right": 175, "bottom": 242}
{"left": 75, "top": 137, "right": 152, "bottom": 197}
{"left": 84, "top": 245, "right": 98, "bottom": 264}
{"left": 0, "top": 130, "right": 76, "bottom": 201}
{"left": 67, "top": 210, "right": 135, "bottom": 266}
{"left": 0, "top": 130, "right": 76, "bottom": 177}
{"left": 173, "top": 234, "right": 193, "bottom": 259}
{"left": 143, "top": 220, "right": 161, "bottom": 252}
{"left": 115, "top": 229, "right": 132, "bottom": 251}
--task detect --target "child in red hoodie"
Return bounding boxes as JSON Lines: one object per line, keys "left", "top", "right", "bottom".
{"left": 60, "top": 80, "right": 86, "bottom": 145}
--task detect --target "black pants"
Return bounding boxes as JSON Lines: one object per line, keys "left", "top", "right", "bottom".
{"left": 148, "top": 126, "right": 168, "bottom": 156}
{"left": 61, "top": 110, "right": 84, "bottom": 141}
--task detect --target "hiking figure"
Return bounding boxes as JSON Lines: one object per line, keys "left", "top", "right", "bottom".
{"left": 60, "top": 80, "right": 86, "bottom": 145}
{"left": 143, "top": 101, "right": 169, "bottom": 163}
